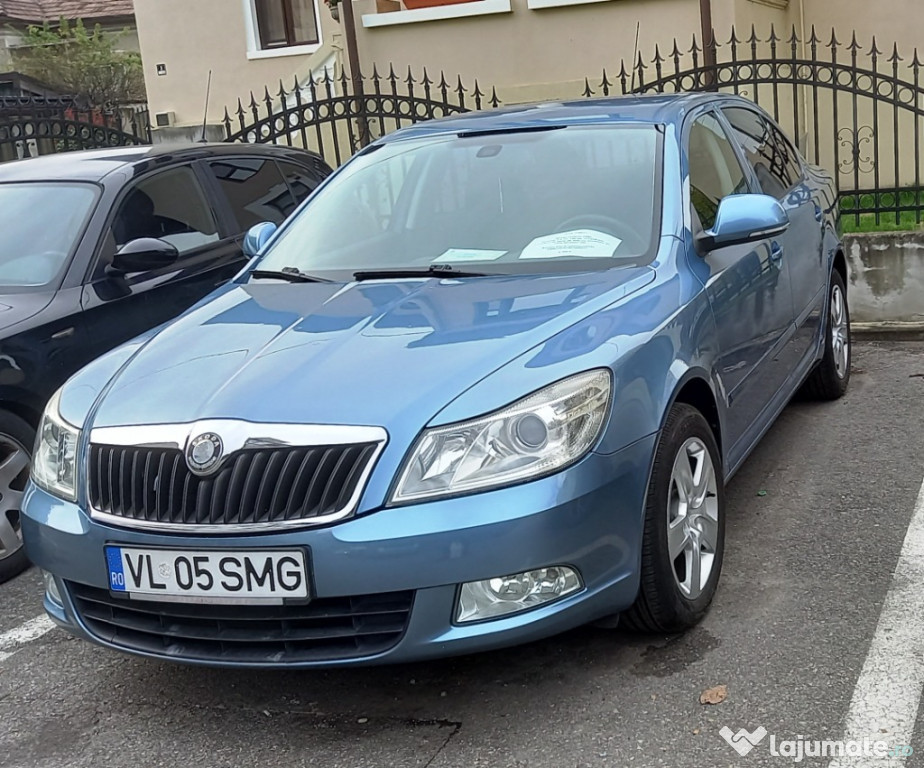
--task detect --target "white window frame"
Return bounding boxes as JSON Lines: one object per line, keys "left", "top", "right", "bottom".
{"left": 526, "top": 0, "right": 616, "bottom": 8}
{"left": 243, "top": 0, "right": 324, "bottom": 60}
{"left": 362, "top": 0, "right": 511, "bottom": 28}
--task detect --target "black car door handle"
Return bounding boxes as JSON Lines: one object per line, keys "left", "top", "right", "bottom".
{"left": 51, "top": 327, "right": 75, "bottom": 340}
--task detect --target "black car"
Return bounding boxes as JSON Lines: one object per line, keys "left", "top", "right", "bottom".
{"left": 0, "top": 143, "right": 332, "bottom": 582}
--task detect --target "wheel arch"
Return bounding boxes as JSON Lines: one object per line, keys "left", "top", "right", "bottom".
{"left": 664, "top": 373, "right": 723, "bottom": 465}
{"left": 832, "top": 248, "right": 847, "bottom": 289}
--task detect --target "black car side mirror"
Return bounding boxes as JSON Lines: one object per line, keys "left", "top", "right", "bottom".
{"left": 106, "top": 238, "right": 179, "bottom": 276}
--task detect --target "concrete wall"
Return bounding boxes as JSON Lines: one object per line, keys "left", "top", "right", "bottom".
{"left": 134, "top": 0, "right": 340, "bottom": 128}
{"left": 846, "top": 233, "right": 924, "bottom": 327}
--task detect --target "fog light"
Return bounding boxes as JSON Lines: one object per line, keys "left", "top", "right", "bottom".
{"left": 42, "top": 570, "right": 62, "bottom": 606}
{"left": 456, "top": 566, "right": 582, "bottom": 623}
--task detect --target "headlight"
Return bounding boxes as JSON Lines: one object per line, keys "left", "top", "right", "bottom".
{"left": 392, "top": 369, "right": 611, "bottom": 503}
{"left": 31, "top": 389, "right": 80, "bottom": 501}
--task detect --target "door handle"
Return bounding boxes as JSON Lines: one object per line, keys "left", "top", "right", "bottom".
{"left": 769, "top": 242, "right": 784, "bottom": 266}
{"left": 51, "top": 327, "right": 75, "bottom": 340}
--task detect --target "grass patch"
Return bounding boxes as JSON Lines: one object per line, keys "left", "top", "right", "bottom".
{"left": 841, "top": 190, "right": 924, "bottom": 234}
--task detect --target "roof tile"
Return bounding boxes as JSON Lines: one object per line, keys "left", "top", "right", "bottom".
{"left": 0, "top": 0, "right": 134, "bottom": 23}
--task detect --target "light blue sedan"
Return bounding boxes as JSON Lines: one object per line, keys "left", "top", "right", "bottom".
{"left": 23, "top": 93, "right": 848, "bottom": 667}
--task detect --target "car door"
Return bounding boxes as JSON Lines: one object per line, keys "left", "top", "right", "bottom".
{"left": 721, "top": 106, "right": 825, "bottom": 366}
{"left": 80, "top": 163, "right": 244, "bottom": 359}
{"left": 685, "top": 110, "right": 796, "bottom": 453}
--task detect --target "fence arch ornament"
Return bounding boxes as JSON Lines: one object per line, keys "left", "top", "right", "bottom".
{"left": 0, "top": 99, "right": 151, "bottom": 161}
{"left": 584, "top": 26, "right": 924, "bottom": 228}
{"left": 221, "top": 67, "right": 501, "bottom": 167}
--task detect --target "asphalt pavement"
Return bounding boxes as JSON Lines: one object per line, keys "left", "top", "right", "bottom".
{"left": 2, "top": 340, "right": 924, "bottom": 768}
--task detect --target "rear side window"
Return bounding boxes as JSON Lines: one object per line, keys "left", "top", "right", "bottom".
{"left": 278, "top": 161, "right": 324, "bottom": 208}
{"left": 209, "top": 157, "right": 297, "bottom": 228}
{"left": 688, "top": 113, "right": 749, "bottom": 230}
{"left": 722, "top": 107, "right": 801, "bottom": 199}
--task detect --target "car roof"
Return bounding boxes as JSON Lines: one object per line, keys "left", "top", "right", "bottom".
{"left": 0, "top": 142, "right": 324, "bottom": 183}
{"left": 379, "top": 92, "right": 745, "bottom": 142}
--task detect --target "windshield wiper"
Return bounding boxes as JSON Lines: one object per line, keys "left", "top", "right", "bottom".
{"left": 353, "top": 266, "right": 491, "bottom": 281}
{"left": 249, "top": 267, "right": 331, "bottom": 283}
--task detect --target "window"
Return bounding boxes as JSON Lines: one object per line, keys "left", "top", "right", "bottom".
{"left": 209, "top": 158, "right": 297, "bottom": 227}
{"left": 254, "top": 0, "right": 319, "bottom": 49}
{"left": 722, "top": 107, "right": 801, "bottom": 200}
{"left": 278, "top": 161, "right": 324, "bottom": 209}
{"left": 99, "top": 167, "right": 220, "bottom": 276}
{"left": 0, "top": 182, "right": 98, "bottom": 290}
{"left": 688, "top": 113, "right": 748, "bottom": 230}
{"left": 255, "top": 125, "right": 662, "bottom": 280}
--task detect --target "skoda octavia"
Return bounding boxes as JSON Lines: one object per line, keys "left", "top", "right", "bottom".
{"left": 23, "top": 94, "right": 849, "bottom": 667}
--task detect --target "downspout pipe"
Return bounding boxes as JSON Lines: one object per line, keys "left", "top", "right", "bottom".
{"left": 699, "top": 0, "right": 717, "bottom": 90}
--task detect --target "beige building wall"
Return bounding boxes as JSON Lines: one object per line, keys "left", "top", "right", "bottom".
{"left": 134, "top": 0, "right": 341, "bottom": 128}
{"left": 353, "top": 0, "right": 703, "bottom": 104}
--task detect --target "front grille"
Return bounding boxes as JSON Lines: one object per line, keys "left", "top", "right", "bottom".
{"left": 68, "top": 582, "right": 414, "bottom": 663}
{"left": 88, "top": 442, "right": 379, "bottom": 527}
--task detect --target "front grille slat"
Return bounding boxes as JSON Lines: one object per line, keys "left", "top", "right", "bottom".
{"left": 153, "top": 452, "right": 167, "bottom": 522}
{"left": 266, "top": 449, "right": 303, "bottom": 522}
{"left": 317, "top": 447, "right": 356, "bottom": 516}
{"left": 88, "top": 441, "right": 379, "bottom": 528}
{"left": 69, "top": 582, "right": 412, "bottom": 664}
{"left": 284, "top": 449, "right": 324, "bottom": 520}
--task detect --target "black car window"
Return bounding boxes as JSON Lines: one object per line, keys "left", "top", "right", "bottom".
{"left": 208, "top": 157, "right": 296, "bottom": 227}
{"left": 277, "top": 160, "right": 323, "bottom": 209}
{"left": 93, "top": 166, "right": 220, "bottom": 280}
{"left": 722, "top": 106, "right": 801, "bottom": 199}
{"left": 110, "top": 166, "right": 219, "bottom": 253}
{"left": 688, "top": 112, "right": 749, "bottom": 231}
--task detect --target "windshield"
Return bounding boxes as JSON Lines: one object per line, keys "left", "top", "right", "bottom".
{"left": 254, "top": 125, "right": 661, "bottom": 279}
{"left": 0, "top": 182, "right": 99, "bottom": 291}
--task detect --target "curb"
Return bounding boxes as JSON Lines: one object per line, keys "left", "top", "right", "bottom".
{"left": 852, "top": 322, "right": 924, "bottom": 341}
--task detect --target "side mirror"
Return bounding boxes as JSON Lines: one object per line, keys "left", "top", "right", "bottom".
{"left": 107, "top": 238, "right": 179, "bottom": 276}
{"left": 696, "top": 194, "right": 789, "bottom": 253}
{"left": 242, "top": 222, "right": 278, "bottom": 258}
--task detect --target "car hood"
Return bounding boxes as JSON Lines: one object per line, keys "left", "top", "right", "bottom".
{"left": 89, "top": 269, "right": 654, "bottom": 433}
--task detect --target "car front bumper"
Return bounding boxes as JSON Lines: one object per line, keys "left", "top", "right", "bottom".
{"left": 22, "top": 434, "right": 656, "bottom": 668}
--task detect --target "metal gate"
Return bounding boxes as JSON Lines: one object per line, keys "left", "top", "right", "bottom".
{"left": 584, "top": 27, "right": 924, "bottom": 229}
{"left": 0, "top": 96, "right": 151, "bottom": 163}
{"left": 221, "top": 67, "right": 500, "bottom": 167}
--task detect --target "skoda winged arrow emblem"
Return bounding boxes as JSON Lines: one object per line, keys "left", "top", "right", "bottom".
{"left": 186, "top": 432, "right": 224, "bottom": 475}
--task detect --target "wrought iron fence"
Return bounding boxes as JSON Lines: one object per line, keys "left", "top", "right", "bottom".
{"left": 584, "top": 27, "right": 924, "bottom": 229}
{"left": 221, "top": 67, "right": 500, "bottom": 167}
{"left": 0, "top": 96, "right": 151, "bottom": 162}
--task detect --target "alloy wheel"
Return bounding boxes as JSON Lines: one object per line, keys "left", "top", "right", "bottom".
{"left": 0, "top": 436, "right": 30, "bottom": 564}
{"left": 667, "top": 437, "right": 719, "bottom": 600}
{"left": 831, "top": 283, "right": 850, "bottom": 379}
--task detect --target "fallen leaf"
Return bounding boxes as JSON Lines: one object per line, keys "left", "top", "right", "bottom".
{"left": 700, "top": 684, "right": 728, "bottom": 705}
{"left": 693, "top": 728, "right": 700, "bottom": 735}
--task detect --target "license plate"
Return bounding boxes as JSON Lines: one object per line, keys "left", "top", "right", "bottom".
{"left": 104, "top": 546, "right": 309, "bottom": 604}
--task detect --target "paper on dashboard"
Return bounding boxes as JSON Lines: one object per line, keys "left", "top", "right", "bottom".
{"left": 520, "top": 229, "right": 622, "bottom": 260}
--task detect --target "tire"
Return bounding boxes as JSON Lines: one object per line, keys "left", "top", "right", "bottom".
{"left": 801, "top": 270, "right": 851, "bottom": 400}
{"left": 0, "top": 411, "right": 35, "bottom": 584}
{"left": 623, "top": 403, "right": 725, "bottom": 633}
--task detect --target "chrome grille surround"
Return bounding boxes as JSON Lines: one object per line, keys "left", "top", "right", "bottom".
{"left": 86, "top": 421, "right": 388, "bottom": 532}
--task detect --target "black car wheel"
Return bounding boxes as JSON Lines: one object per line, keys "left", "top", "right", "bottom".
{"left": 0, "top": 412, "right": 34, "bottom": 584}
{"left": 623, "top": 403, "right": 726, "bottom": 633}
{"left": 801, "top": 270, "right": 851, "bottom": 400}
